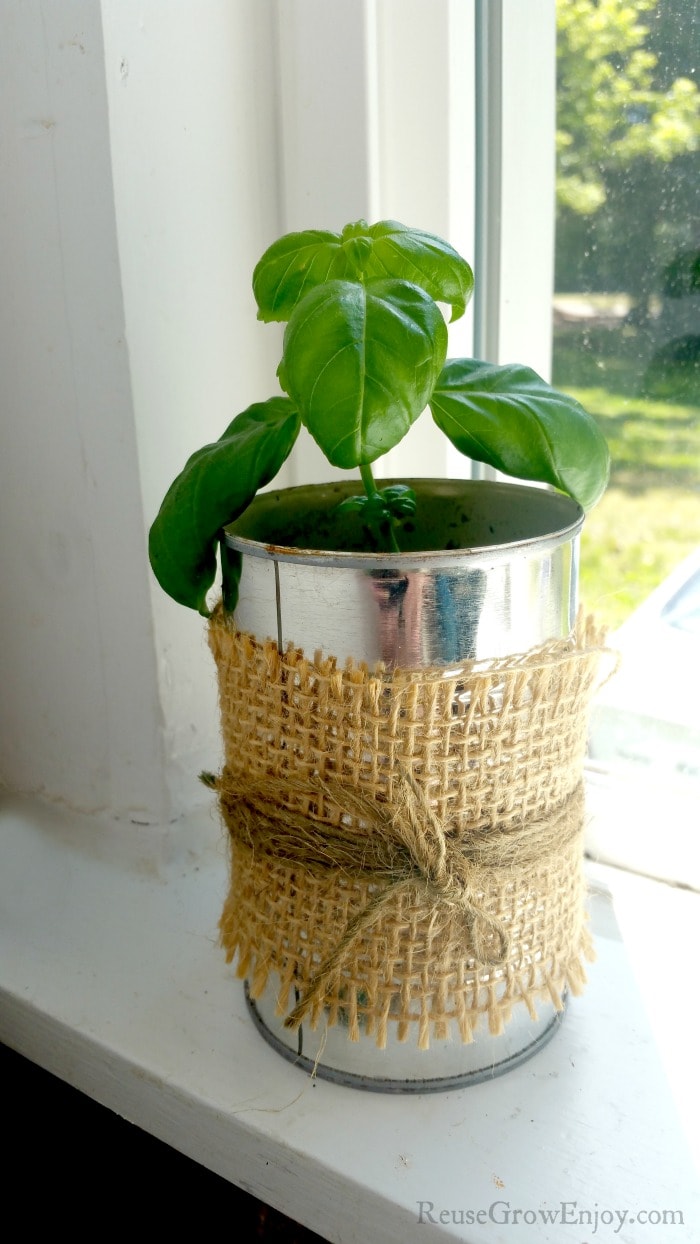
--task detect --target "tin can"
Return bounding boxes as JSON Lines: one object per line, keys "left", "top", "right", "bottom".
{"left": 223, "top": 479, "right": 584, "bottom": 1091}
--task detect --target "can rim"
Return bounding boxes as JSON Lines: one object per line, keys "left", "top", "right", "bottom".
{"left": 223, "top": 478, "right": 585, "bottom": 570}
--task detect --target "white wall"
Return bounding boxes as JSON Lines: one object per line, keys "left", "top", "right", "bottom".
{"left": 1, "top": 1, "right": 170, "bottom": 820}
{"left": 102, "top": 1, "right": 286, "bottom": 818}
{"left": 0, "top": 0, "right": 285, "bottom": 821}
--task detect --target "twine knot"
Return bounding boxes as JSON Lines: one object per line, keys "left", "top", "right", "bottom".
{"left": 212, "top": 769, "right": 584, "bottom": 1032}
{"left": 382, "top": 771, "right": 512, "bottom": 970}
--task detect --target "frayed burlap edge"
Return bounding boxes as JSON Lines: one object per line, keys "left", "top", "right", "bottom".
{"left": 210, "top": 612, "right": 611, "bottom": 1049}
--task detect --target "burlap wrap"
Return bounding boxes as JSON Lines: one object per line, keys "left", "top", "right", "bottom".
{"left": 209, "top": 609, "right": 609, "bottom": 1049}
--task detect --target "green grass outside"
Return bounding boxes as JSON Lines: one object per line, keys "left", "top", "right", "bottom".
{"left": 552, "top": 320, "right": 700, "bottom": 630}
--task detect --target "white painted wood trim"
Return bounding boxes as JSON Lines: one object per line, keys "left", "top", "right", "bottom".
{"left": 272, "top": 0, "right": 477, "bottom": 488}
{"left": 498, "top": 0, "right": 557, "bottom": 380}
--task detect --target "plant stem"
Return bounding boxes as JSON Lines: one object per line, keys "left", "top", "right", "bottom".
{"left": 384, "top": 524, "right": 402, "bottom": 555}
{"left": 359, "top": 462, "right": 378, "bottom": 500}
{"left": 359, "top": 463, "right": 402, "bottom": 554}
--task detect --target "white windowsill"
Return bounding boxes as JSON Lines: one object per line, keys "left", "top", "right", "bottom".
{"left": 1, "top": 792, "right": 698, "bottom": 1243}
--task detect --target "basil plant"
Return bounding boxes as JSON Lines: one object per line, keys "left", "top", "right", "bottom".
{"left": 149, "top": 219, "right": 609, "bottom": 615}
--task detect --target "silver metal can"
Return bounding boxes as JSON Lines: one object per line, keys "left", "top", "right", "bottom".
{"left": 223, "top": 479, "right": 584, "bottom": 1091}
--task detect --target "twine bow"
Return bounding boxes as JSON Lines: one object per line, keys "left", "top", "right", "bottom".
{"left": 213, "top": 768, "right": 585, "bottom": 1032}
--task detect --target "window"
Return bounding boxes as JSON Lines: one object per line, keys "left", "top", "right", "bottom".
{"left": 552, "top": 0, "right": 700, "bottom": 887}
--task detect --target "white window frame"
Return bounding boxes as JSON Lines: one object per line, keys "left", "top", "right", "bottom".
{"left": 273, "top": 0, "right": 557, "bottom": 487}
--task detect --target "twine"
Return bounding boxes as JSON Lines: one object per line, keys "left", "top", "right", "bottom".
{"left": 216, "top": 771, "right": 586, "bottom": 1031}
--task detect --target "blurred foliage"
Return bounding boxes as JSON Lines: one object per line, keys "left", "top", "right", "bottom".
{"left": 557, "top": 0, "right": 699, "bottom": 214}
{"left": 555, "top": 0, "right": 699, "bottom": 297}
{"left": 579, "top": 485, "right": 700, "bottom": 626}
{"left": 553, "top": 319, "right": 700, "bottom": 411}
{"left": 553, "top": 320, "right": 700, "bottom": 628}
{"left": 554, "top": 1, "right": 699, "bottom": 629}
{"left": 661, "top": 248, "right": 700, "bottom": 298}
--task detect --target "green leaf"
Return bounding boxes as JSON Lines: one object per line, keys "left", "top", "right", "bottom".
{"left": 335, "top": 484, "right": 417, "bottom": 523}
{"left": 220, "top": 540, "right": 243, "bottom": 615}
{"left": 252, "top": 219, "right": 474, "bottom": 323}
{"left": 430, "top": 358, "right": 610, "bottom": 511}
{"left": 376, "top": 483, "right": 417, "bottom": 516}
{"left": 148, "top": 398, "right": 301, "bottom": 614}
{"left": 363, "top": 220, "right": 474, "bottom": 322}
{"left": 253, "top": 229, "right": 349, "bottom": 323}
{"left": 280, "top": 278, "right": 448, "bottom": 469}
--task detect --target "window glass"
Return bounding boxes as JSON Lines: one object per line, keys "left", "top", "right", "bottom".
{"left": 553, "top": 1, "right": 700, "bottom": 883}
{"left": 661, "top": 565, "right": 700, "bottom": 632}
{"left": 553, "top": 0, "right": 700, "bottom": 631}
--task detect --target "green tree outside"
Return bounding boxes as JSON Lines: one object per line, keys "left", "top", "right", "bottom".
{"left": 556, "top": 0, "right": 699, "bottom": 296}
{"left": 557, "top": 0, "right": 698, "bottom": 213}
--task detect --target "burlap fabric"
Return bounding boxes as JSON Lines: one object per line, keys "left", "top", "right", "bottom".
{"left": 209, "top": 609, "right": 609, "bottom": 1049}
